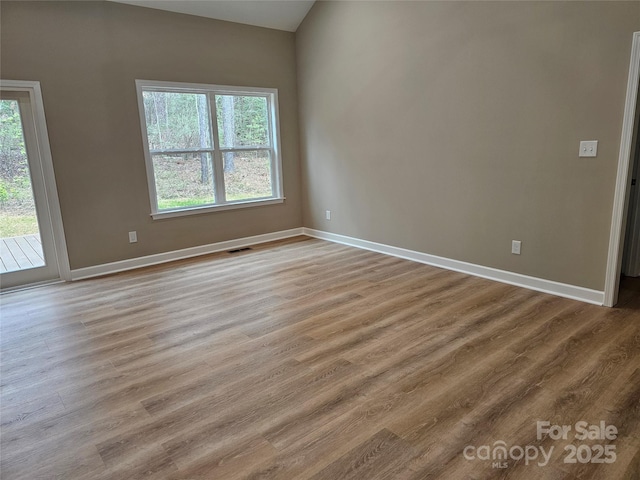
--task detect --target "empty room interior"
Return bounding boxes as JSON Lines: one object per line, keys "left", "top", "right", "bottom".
{"left": 2, "top": 1, "right": 640, "bottom": 479}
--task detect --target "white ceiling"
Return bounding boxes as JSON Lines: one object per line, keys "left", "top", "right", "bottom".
{"left": 109, "top": 0, "right": 315, "bottom": 32}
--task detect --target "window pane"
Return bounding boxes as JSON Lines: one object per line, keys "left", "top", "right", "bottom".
{"left": 216, "top": 95, "right": 269, "bottom": 148}
{"left": 0, "top": 100, "right": 39, "bottom": 238}
{"left": 152, "top": 153, "right": 215, "bottom": 210}
{"left": 224, "top": 151, "right": 273, "bottom": 202}
{"left": 143, "top": 91, "right": 211, "bottom": 150}
{"left": 0, "top": 99, "right": 45, "bottom": 272}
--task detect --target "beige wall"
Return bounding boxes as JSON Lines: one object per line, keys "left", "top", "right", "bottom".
{"left": 297, "top": 1, "right": 640, "bottom": 290}
{"left": 1, "top": 1, "right": 302, "bottom": 270}
{"left": 2, "top": 1, "right": 638, "bottom": 289}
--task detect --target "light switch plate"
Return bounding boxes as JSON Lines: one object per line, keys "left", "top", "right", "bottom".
{"left": 579, "top": 140, "right": 598, "bottom": 157}
{"left": 512, "top": 240, "right": 521, "bottom": 255}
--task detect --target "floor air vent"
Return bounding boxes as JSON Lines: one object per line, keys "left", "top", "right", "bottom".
{"left": 228, "top": 247, "right": 253, "bottom": 254}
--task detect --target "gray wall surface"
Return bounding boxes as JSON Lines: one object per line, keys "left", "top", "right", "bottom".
{"left": 1, "top": 1, "right": 302, "bottom": 269}
{"left": 296, "top": 0, "right": 640, "bottom": 290}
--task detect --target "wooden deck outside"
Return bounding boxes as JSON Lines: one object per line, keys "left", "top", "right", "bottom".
{"left": 0, "top": 234, "right": 45, "bottom": 273}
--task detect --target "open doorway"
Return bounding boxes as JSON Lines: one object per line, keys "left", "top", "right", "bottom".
{"left": 618, "top": 84, "right": 640, "bottom": 302}
{"left": 621, "top": 96, "right": 640, "bottom": 280}
{"left": 605, "top": 32, "right": 640, "bottom": 307}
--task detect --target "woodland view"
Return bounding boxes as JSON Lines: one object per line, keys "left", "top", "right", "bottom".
{"left": 142, "top": 91, "right": 274, "bottom": 209}
{"left": 0, "top": 99, "right": 37, "bottom": 238}
{"left": 0, "top": 92, "right": 276, "bottom": 239}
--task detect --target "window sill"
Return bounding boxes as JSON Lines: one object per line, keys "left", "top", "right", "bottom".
{"left": 150, "top": 197, "right": 285, "bottom": 220}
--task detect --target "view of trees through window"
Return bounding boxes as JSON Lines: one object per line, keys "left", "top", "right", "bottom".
{"left": 0, "top": 100, "right": 39, "bottom": 238}
{"left": 142, "top": 90, "right": 273, "bottom": 210}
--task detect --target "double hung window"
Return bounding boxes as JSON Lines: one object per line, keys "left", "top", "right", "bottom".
{"left": 136, "top": 80, "right": 283, "bottom": 218}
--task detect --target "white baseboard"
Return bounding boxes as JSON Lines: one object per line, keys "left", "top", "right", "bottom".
{"left": 303, "top": 228, "right": 605, "bottom": 306}
{"left": 69, "top": 226, "right": 605, "bottom": 306}
{"left": 70, "top": 228, "right": 305, "bottom": 281}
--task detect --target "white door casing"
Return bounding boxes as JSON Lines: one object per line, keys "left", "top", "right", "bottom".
{"left": 0, "top": 80, "right": 69, "bottom": 289}
{"left": 604, "top": 32, "right": 640, "bottom": 307}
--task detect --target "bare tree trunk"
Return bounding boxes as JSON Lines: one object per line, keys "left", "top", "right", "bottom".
{"left": 221, "top": 96, "right": 235, "bottom": 173}
{"left": 196, "top": 95, "right": 209, "bottom": 183}
{"left": 151, "top": 93, "right": 164, "bottom": 146}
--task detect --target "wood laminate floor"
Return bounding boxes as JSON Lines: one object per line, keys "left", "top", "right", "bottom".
{"left": 1, "top": 237, "right": 639, "bottom": 480}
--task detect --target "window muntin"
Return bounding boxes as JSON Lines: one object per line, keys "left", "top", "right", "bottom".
{"left": 136, "top": 81, "right": 283, "bottom": 218}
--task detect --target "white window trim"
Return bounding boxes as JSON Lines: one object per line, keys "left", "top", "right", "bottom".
{"left": 135, "top": 80, "right": 285, "bottom": 220}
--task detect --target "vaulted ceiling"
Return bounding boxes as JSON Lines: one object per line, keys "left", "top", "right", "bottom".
{"left": 108, "top": 0, "right": 315, "bottom": 32}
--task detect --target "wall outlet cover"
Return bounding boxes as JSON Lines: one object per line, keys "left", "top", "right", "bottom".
{"left": 579, "top": 140, "right": 598, "bottom": 157}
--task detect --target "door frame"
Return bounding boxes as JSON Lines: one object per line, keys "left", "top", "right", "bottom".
{"left": 0, "top": 79, "right": 70, "bottom": 286}
{"left": 604, "top": 32, "right": 640, "bottom": 307}
{"left": 622, "top": 139, "right": 640, "bottom": 277}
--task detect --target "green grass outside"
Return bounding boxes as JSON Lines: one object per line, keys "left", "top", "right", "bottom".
{"left": 0, "top": 214, "right": 39, "bottom": 237}
{"left": 157, "top": 193, "right": 268, "bottom": 210}
{"left": 157, "top": 198, "right": 214, "bottom": 210}
{"left": 154, "top": 154, "right": 272, "bottom": 211}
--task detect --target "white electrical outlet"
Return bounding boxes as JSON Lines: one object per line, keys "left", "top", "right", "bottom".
{"left": 129, "top": 231, "right": 137, "bottom": 243}
{"left": 579, "top": 140, "right": 598, "bottom": 157}
{"left": 325, "top": 210, "right": 331, "bottom": 221}
{"left": 512, "top": 240, "right": 521, "bottom": 255}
